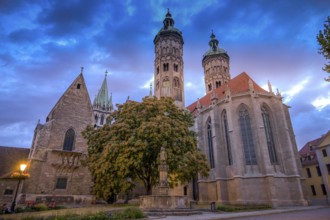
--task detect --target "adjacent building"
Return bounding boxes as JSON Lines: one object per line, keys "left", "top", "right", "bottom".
{"left": 299, "top": 131, "right": 330, "bottom": 205}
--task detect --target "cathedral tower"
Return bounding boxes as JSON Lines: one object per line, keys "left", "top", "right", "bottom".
{"left": 202, "top": 32, "right": 230, "bottom": 94}
{"left": 153, "top": 9, "right": 184, "bottom": 108}
{"left": 93, "top": 71, "right": 113, "bottom": 127}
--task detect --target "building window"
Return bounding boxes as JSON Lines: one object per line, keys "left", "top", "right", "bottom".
{"left": 261, "top": 106, "right": 278, "bottom": 164}
{"left": 306, "top": 168, "right": 312, "bottom": 178}
{"left": 163, "top": 63, "right": 169, "bottom": 71}
{"left": 63, "top": 128, "right": 75, "bottom": 151}
{"left": 100, "top": 114, "right": 105, "bottom": 125}
{"left": 157, "top": 66, "right": 159, "bottom": 74}
{"left": 316, "top": 166, "right": 322, "bottom": 176}
{"left": 327, "top": 164, "right": 330, "bottom": 175}
{"left": 223, "top": 111, "right": 233, "bottom": 165}
{"left": 207, "top": 119, "right": 215, "bottom": 168}
{"left": 322, "top": 149, "right": 328, "bottom": 157}
{"left": 321, "top": 184, "right": 327, "bottom": 195}
{"left": 216, "top": 81, "right": 221, "bottom": 88}
{"left": 4, "top": 189, "right": 13, "bottom": 195}
{"left": 239, "top": 107, "right": 257, "bottom": 165}
{"left": 183, "top": 186, "right": 187, "bottom": 196}
{"left": 174, "top": 64, "right": 178, "bottom": 72}
{"left": 77, "top": 84, "right": 81, "bottom": 89}
{"left": 311, "top": 185, "right": 316, "bottom": 196}
{"left": 173, "top": 77, "right": 180, "bottom": 88}
{"left": 208, "top": 84, "right": 212, "bottom": 91}
{"left": 56, "top": 178, "right": 68, "bottom": 189}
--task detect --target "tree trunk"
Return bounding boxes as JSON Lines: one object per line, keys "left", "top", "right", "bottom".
{"left": 146, "top": 183, "right": 152, "bottom": 195}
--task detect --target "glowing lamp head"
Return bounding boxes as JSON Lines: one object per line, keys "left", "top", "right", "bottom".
{"left": 20, "top": 164, "right": 27, "bottom": 172}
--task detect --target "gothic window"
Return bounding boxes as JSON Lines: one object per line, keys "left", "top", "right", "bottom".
{"left": 163, "top": 63, "right": 169, "bottom": 71}
{"left": 173, "top": 77, "right": 180, "bottom": 88}
{"left": 207, "top": 119, "right": 215, "bottom": 168}
{"left": 100, "top": 114, "right": 105, "bottom": 125}
{"left": 208, "top": 84, "right": 212, "bottom": 91}
{"left": 63, "top": 128, "right": 75, "bottom": 151}
{"left": 239, "top": 107, "right": 257, "bottom": 165}
{"left": 216, "top": 81, "right": 221, "bottom": 88}
{"left": 223, "top": 111, "right": 233, "bottom": 165}
{"left": 56, "top": 177, "right": 68, "bottom": 189}
{"left": 174, "top": 64, "right": 178, "bottom": 72}
{"left": 156, "top": 80, "right": 159, "bottom": 90}
{"left": 261, "top": 106, "right": 278, "bottom": 164}
{"left": 77, "top": 84, "right": 81, "bottom": 89}
{"left": 173, "top": 77, "right": 182, "bottom": 101}
{"left": 94, "top": 114, "right": 98, "bottom": 123}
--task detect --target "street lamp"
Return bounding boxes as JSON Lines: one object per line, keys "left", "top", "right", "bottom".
{"left": 10, "top": 163, "right": 27, "bottom": 212}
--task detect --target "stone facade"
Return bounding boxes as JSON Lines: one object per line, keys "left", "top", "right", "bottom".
{"left": 21, "top": 72, "right": 94, "bottom": 205}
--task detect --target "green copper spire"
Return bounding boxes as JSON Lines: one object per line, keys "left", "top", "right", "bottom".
{"left": 93, "top": 70, "right": 112, "bottom": 111}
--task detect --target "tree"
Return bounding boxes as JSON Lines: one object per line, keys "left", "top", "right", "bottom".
{"left": 317, "top": 16, "right": 330, "bottom": 82}
{"left": 82, "top": 97, "right": 210, "bottom": 200}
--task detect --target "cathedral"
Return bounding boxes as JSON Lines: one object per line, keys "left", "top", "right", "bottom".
{"left": 0, "top": 11, "right": 307, "bottom": 207}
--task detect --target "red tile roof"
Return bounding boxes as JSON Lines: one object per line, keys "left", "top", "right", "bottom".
{"left": 0, "top": 146, "right": 30, "bottom": 179}
{"left": 186, "top": 72, "right": 269, "bottom": 113}
{"left": 298, "top": 132, "right": 329, "bottom": 166}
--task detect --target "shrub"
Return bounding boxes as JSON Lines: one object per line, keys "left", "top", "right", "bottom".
{"left": 15, "top": 206, "right": 25, "bottom": 213}
{"left": 33, "top": 203, "right": 49, "bottom": 211}
{"left": 217, "top": 204, "right": 271, "bottom": 212}
{"left": 111, "top": 207, "right": 145, "bottom": 219}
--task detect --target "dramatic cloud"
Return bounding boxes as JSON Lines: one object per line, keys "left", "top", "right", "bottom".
{"left": 0, "top": 0, "right": 329, "bottom": 149}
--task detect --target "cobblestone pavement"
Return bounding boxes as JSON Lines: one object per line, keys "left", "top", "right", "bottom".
{"left": 153, "top": 206, "right": 329, "bottom": 220}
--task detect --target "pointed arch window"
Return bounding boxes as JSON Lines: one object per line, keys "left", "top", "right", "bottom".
{"left": 100, "top": 114, "right": 105, "bottom": 125}
{"left": 261, "top": 106, "right": 278, "bottom": 164}
{"left": 223, "top": 111, "right": 233, "bottom": 165}
{"left": 63, "top": 128, "right": 75, "bottom": 151}
{"left": 208, "top": 84, "right": 212, "bottom": 91}
{"left": 239, "top": 107, "right": 257, "bottom": 165}
{"left": 163, "top": 63, "right": 169, "bottom": 71}
{"left": 173, "top": 77, "right": 180, "bottom": 88}
{"left": 207, "top": 119, "right": 215, "bottom": 168}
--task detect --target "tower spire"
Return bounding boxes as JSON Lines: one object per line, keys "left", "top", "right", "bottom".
{"left": 93, "top": 70, "right": 113, "bottom": 127}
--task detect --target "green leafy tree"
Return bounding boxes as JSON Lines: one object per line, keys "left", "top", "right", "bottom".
{"left": 82, "top": 97, "right": 209, "bottom": 200}
{"left": 317, "top": 16, "right": 330, "bottom": 82}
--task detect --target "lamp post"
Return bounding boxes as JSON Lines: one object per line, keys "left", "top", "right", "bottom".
{"left": 10, "top": 163, "right": 27, "bottom": 212}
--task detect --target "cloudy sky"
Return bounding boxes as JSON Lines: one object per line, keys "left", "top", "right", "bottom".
{"left": 1, "top": 0, "right": 329, "bottom": 149}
